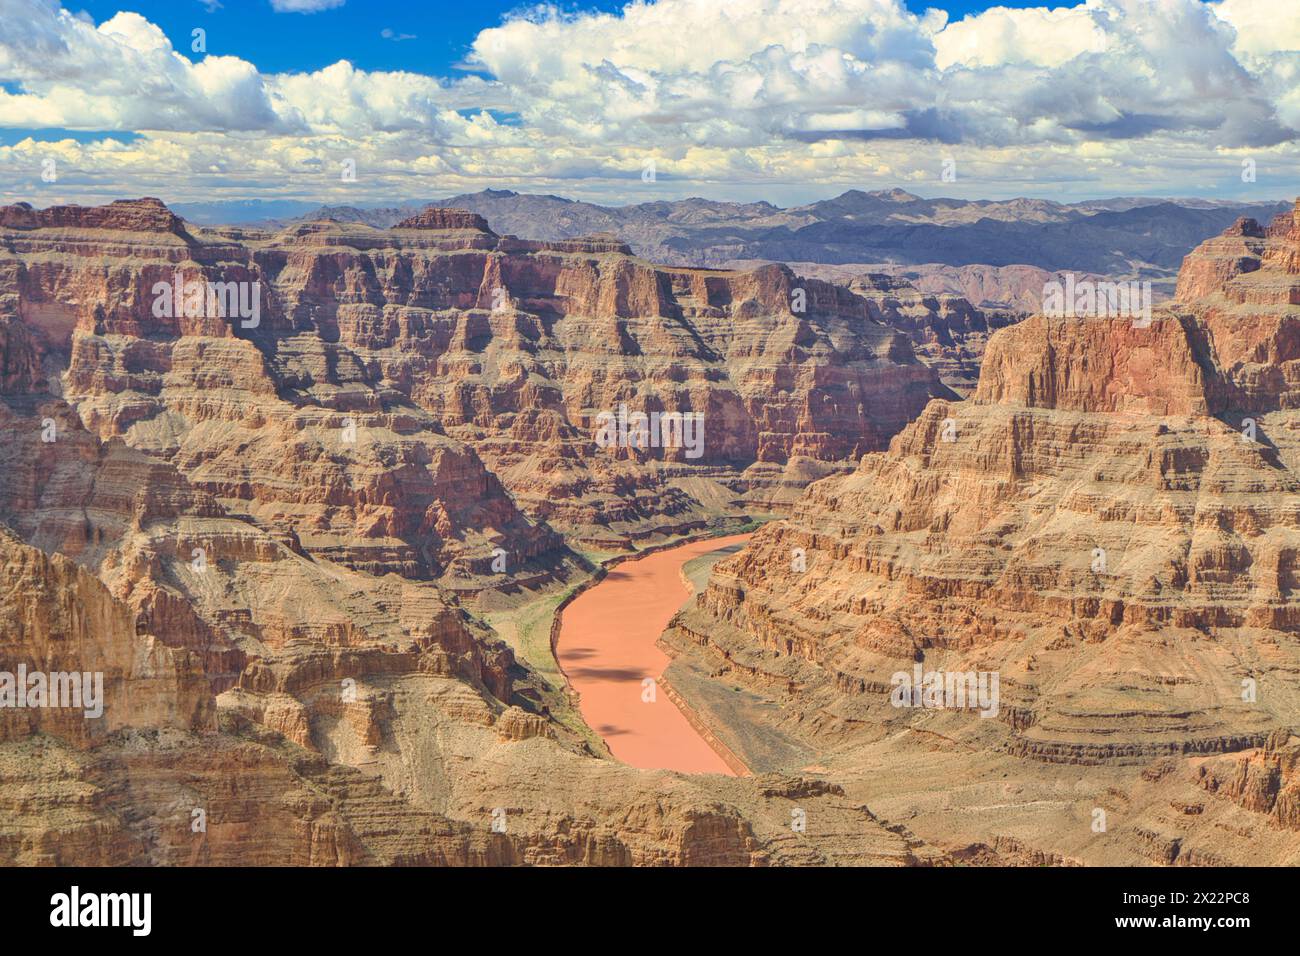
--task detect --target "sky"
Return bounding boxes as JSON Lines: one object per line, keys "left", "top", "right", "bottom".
{"left": 55, "top": 0, "right": 1055, "bottom": 76}
{"left": 1, "top": 0, "right": 1298, "bottom": 208}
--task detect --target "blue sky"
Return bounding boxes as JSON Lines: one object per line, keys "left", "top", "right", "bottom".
{"left": 65, "top": 1, "right": 1050, "bottom": 75}
{"left": 3, "top": 0, "right": 1298, "bottom": 206}
{"left": 68, "top": 0, "right": 571, "bottom": 75}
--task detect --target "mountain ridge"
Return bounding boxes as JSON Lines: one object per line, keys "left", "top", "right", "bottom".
{"left": 169, "top": 190, "right": 1287, "bottom": 310}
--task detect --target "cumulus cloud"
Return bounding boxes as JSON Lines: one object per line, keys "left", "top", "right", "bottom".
{"left": 466, "top": 0, "right": 943, "bottom": 144}
{"left": 463, "top": 0, "right": 1296, "bottom": 150}
{"left": 933, "top": 4, "right": 1106, "bottom": 69}
{"left": 0, "top": 3, "right": 287, "bottom": 131}
{"left": 0, "top": 0, "right": 1297, "bottom": 204}
{"left": 0, "top": 0, "right": 496, "bottom": 136}
{"left": 1214, "top": 0, "right": 1300, "bottom": 57}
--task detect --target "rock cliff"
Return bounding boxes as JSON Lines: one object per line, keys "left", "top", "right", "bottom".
{"left": 0, "top": 198, "right": 946, "bottom": 866}
{"left": 2, "top": 198, "right": 949, "bottom": 551}
{"left": 668, "top": 202, "right": 1300, "bottom": 864}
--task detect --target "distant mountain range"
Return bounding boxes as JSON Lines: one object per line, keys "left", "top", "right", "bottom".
{"left": 175, "top": 188, "right": 1289, "bottom": 309}
{"left": 171, "top": 198, "right": 325, "bottom": 223}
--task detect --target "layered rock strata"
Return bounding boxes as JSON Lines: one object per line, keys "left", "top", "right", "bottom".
{"left": 666, "top": 202, "right": 1300, "bottom": 864}
{"left": 2, "top": 198, "right": 950, "bottom": 552}
{"left": 0, "top": 198, "right": 948, "bottom": 866}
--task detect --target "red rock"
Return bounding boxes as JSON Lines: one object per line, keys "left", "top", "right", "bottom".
{"left": 1, "top": 198, "right": 950, "bottom": 549}
{"left": 392, "top": 207, "right": 493, "bottom": 232}
{"left": 0, "top": 198, "right": 187, "bottom": 234}
{"left": 668, "top": 201, "right": 1300, "bottom": 864}
{"left": 0, "top": 198, "right": 929, "bottom": 867}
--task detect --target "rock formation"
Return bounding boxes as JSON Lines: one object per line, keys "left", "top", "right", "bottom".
{"left": 667, "top": 201, "right": 1300, "bottom": 865}
{"left": 0, "top": 198, "right": 946, "bottom": 866}
{"left": 6, "top": 193, "right": 1297, "bottom": 867}
{"left": 843, "top": 272, "right": 1018, "bottom": 395}
{"left": 2, "top": 197, "right": 949, "bottom": 552}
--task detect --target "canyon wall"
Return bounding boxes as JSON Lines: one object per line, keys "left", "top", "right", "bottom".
{"left": 3, "top": 198, "right": 949, "bottom": 552}
{"left": 0, "top": 198, "right": 944, "bottom": 866}
{"left": 668, "top": 202, "right": 1300, "bottom": 864}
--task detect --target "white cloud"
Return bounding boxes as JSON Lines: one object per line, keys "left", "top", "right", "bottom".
{"left": 0, "top": 0, "right": 1296, "bottom": 205}
{"left": 465, "top": 0, "right": 940, "bottom": 144}
{"left": 458, "top": 0, "right": 1294, "bottom": 150}
{"left": 1214, "top": 0, "right": 1300, "bottom": 57}
{"left": 0, "top": 4, "right": 287, "bottom": 131}
{"left": 933, "top": 4, "right": 1106, "bottom": 69}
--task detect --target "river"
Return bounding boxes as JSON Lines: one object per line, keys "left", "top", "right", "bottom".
{"left": 556, "top": 533, "right": 752, "bottom": 775}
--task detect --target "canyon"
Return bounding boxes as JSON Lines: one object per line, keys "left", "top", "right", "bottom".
{"left": 1, "top": 194, "right": 1298, "bottom": 866}
{"left": 668, "top": 202, "right": 1300, "bottom": 865}
{"left": 33, "top": 199, "right": 953, "bottom": 550}
{"left": 0, "top": 197, "right": 947, "bottom": 866}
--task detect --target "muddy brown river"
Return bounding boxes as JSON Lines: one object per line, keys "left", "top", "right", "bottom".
{"left": 556, "top": 534, "right": 751, "bottom": 775}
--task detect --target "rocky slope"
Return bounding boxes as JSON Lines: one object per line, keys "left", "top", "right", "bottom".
{"left": 288, "top": 207, "right": 1012, "bottom": 396}
{"left": 0, "top": 197, "right": 950, "bottom": 866}
{"left": 27, "top": 198, "right": 948, "bottom": 548}
{"left": 666, "top": 201, "right": 1300, "bottom": 865}
{"left": 200, "top": 189, "right": 1292, "bottom": 400}
{"left": 735, "top": 268, "right": 1022, "bottom": 394}
{"left": 860, "top": 263, "right": 1168, "bottom": 314}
